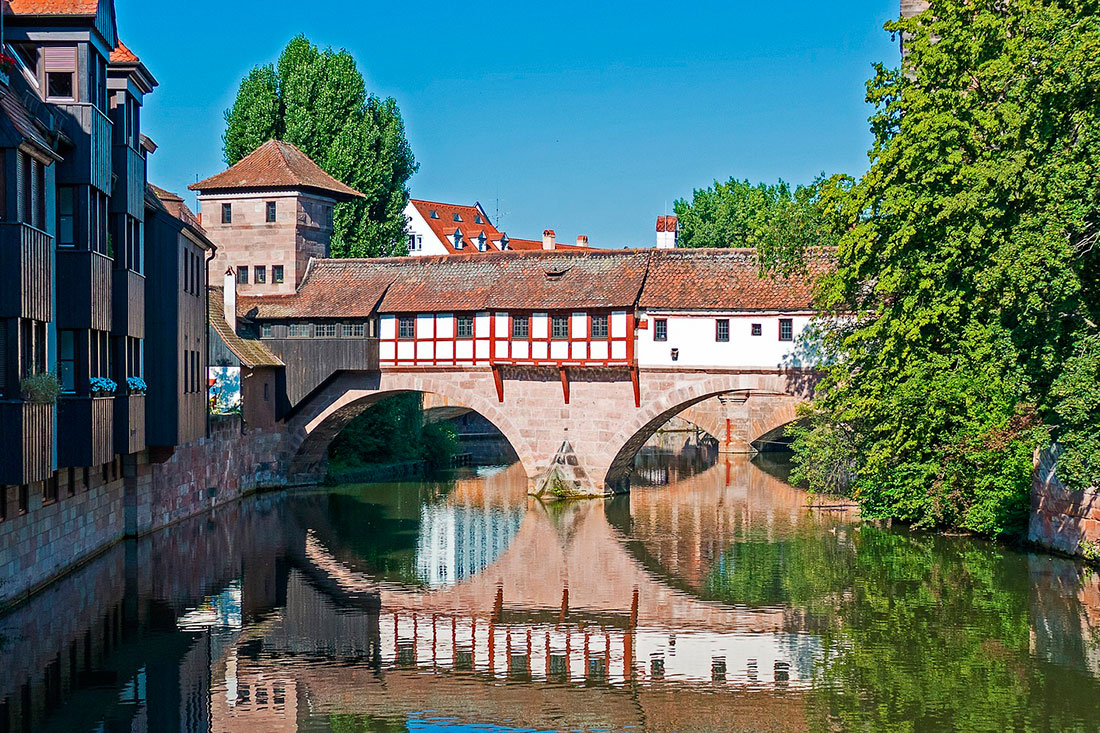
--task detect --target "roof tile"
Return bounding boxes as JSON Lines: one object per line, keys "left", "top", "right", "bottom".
{"left": 7, "top": 0, "right": 99, "bottom": 15}
{"left": 189, "top": 140, "right": 363, "bottom": 201}
{"left": 208, "top": 288, "right": 284, "bottom": 368}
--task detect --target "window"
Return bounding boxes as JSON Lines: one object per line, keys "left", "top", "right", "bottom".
{"left": 47, "top": 71, "right": 74, "bottom": 100}
{"left": 551, "top": 315, "right": 569, "bottom": 340}
{"left": 342, "top": 323, "right": 365, "bottom": 338}
{"left": 58, "top": 186, "right": 75, "bottom": 246}
{"left": 590, "top": 315, "right": 609, "bottom": 339}
{"left": 272, "top": 265, "right": 284, "bottom": 284}
{"left": 654, "top": 318, "right": 668, "bottom": 342}
{"left": 429, "top": 209, "right": 439, "bottom": 219}
{"left": 779, "top": 318, "right": 794, "bottom": 342}
{"left": 287, "top": 323, "right": 309, "bottom": 338}
{"left": 511, "top": 315, "right": 530, "bottom": 339}
{"left": 456, "top": 315, "right": 474, "bottom": 338}
{"left": 315, "top": 323, "right": 336, "bottom": 338}
{"left": 408, "top": 234, "right": 418, "bottom": 252}
{"left": 254, "top": 266, "right": 266, "bottom": 284}
{"left": 265, "top": 201, "right": 276, "bottom": 223}
{"left": 453, "top": 232, "right": 463, "bottom": 249}
{"left": 58, "top": 330, "right": 76, "bottom": 392}
{"left": 237, "top": 266, "right": 248, "bottom": 285}
{"left": 261, "top": 324, "right": 273, "bottom": 338}
{"left": 221, "top": 203, "right": 232, "bottom": 224}
{"left": 43, "top": 473, "right": 58, "bottom": 505}
{"left": 477, "top": 235, "right": 487, "bottom": 251}
{"left": 43, "top": 47, "right": 77, "bottom": 101}
{"left": 751, "top": 323, "right": 762, "bottom": 336}
{"left": 716, "top": 319, "right": 730, "bottom": 342}
{"left": 452, "top": 213, "right": 462, "bottom": 222}
{"left": 398, "top": 316, "right": 415, "bottom": 340}
{"left": 474, "top": 214, "right": 483, "bottom": 224}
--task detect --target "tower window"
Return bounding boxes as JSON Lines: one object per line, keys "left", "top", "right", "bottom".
{"left": 222, "top": 203, "right": 232, "bottom": 224}
{"left": 254, "top": 266, "right": 266, "bottom": 284}
{"left": 236, "top": 266, "right": 248, "bottom": 284}
{"left": 266, "top": 201, "right": 276, "bottom": 222}
{"left": 272, "top": 265, "right": 284, "bottom": 284}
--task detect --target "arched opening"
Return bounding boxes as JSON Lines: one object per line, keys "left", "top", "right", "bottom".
{"left": 423, "top": 405, "right": 520, "bottom": 467}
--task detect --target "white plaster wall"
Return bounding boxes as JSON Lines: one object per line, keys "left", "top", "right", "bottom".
{"left": 636, "top": 311, "right": 817, "bottom": 368}
{"left": 403, "top": 202, "right": 450, "bottom": 256}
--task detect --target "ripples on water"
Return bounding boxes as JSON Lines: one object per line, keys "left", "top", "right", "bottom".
{"left": 3, "top": 445, "right": 1100, "bottom": 732}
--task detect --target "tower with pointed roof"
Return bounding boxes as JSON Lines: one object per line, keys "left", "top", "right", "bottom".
{"left": 189, "top": 140, "right": 363, "bottom": 295}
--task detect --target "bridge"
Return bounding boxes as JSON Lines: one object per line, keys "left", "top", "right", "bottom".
{"left": 230, "top": 248, "right": 824, "bottom": 494}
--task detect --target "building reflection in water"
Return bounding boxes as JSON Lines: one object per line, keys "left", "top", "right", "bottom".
{"left": 3, "top": 454, "right": 1100, "bottom": 732}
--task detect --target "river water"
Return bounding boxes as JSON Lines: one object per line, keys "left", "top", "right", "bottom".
{"left": 3, "top": 448, "right": 1100, "bottom": 732}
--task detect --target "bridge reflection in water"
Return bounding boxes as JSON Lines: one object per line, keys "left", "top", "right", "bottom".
{"left": 5, "top": 453, "right": 1100, "bottom": 732}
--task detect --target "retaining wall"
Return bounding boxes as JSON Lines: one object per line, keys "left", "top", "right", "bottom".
{"left": 1029, "top": 448, "right": 1100, "bottom": 558}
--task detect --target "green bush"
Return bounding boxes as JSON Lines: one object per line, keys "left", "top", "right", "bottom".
{"left": 20, "top": 372, "right": 61, "bottom": 404}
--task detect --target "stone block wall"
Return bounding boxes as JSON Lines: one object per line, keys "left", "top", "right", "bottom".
{"left": 1029, "top": 448, "right": 1100, "bottom": 557}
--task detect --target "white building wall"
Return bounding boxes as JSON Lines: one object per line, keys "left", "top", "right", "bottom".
{"left": 403, "top": 202, "right": 451, "bottom": 256}
{"left": 636, "top": 311, "right": 817, "bottom": 369}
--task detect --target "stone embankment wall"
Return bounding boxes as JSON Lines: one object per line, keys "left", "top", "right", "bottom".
{"left": 1, "top": 417, "right": 289, "bottom": 608}
{"left": 1029, "top": 448, "right": 1100, "bottom": 558}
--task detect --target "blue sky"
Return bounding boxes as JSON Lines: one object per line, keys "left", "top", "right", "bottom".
{"left": 119, "top": 1, "right": 901, "bottom": 249}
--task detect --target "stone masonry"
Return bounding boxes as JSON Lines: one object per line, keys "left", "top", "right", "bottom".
{"left": 1029, "top": 447, "right": 1100, "bottom": 558}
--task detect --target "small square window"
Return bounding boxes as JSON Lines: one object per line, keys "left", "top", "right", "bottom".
{"left": 272, "top": 265, "right": 284, "bottom": 284}
{"left": 590, "top": 315, "right": 609, "bottom": 339}
{"left": 266, "top": 201, "right": 277, "bottom": 222}
{"left": 751, "top": 323, "right": 763, "bottom": 336}
{"left": 457, "top": 315, "right": 474, "bottom": 338}
{"left": 254, "top": 266, "right": 266, "bottom": 284}
{"left": 654, "top": 318, "right": 668, "bottom": 342}
{"left": 222, "top": 203, "right": 232, "bottom": 224}
{"left": 512, "top": 315, "right": 530, "bottom": 339}
{"left": 236, "top": 266, "right": 248, "bottom": 284}
{"left": 46, "top": 72, "right": 74, "bottom": 100}
{"left": 716, "top": 319, "right": 730, "bottom": 342}
{"left": 551, "top": 315, "right": 570, "bottom": 339}
{"left": 398, "top": 316, "right": 415, "bottom": 340}
{"left": 261, "top": 324, "right": 273, "bottom": 338}
{"left": 779, "top": 318, "right": 794, "bottom": 342}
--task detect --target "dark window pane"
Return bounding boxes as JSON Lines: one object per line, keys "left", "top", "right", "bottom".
{"left": 222, "top": 203, "right": 232, "bottom": 224}
{"left": 716, "top": 319, "right": 729, "bottom": 342}
{"left": 398, "top": 317, "right": 415, "bottom": 339}
{"left": 237, "top": 266, "right": 248, "bottom": 284}
{"left": 46, "top": 72, "right": 74, "bottom": 100}
{"left": 511, "top": 316, "right": 529, "bottom": 339}
{"left": 457, "top": 315, "right": 474, "bottom": 338}
{"left": 254, "top": 266, "right": 265, "bottom": 284}
{"left": 591, "top": 315, "right": 608, "bottom": 339}
{"left": 272, "top": 265, "right": 284, "bottom": 284}
{"left": 551, "top": 315, "right": 569, "bottom": 339}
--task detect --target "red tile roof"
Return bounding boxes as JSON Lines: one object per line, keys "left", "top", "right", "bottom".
{"left": 7, "top": 0, "right": 99, "bottom": 14}
{"left": 208, "top": 288, "right": 284, "bottom": 368}
{"left": 409, "top": 199, "right": 506, "bottom": 254}
{"left": 656, "top": 215, "right": 678, "bottom": 233}
{"left": 148, "top": 183, "right": 204, "bottom": 234}
{"left": 505, "top": 237, "right": 591, "bottom": 252}
{"left": 189, "top": 140, "right": 363, "bottom": 201}
{"left": 638, "top": 248, "right": 824, "bottom": 311}
{"left": 110, "top": 40, "right": 138, "bottom": 64}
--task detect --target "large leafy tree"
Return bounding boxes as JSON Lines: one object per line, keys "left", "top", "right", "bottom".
{"left": 673, "top": 175, "right": 852, "bottom": 274}
{"left": 223, "top": 36, "right": 417, "bottom": 257}
{"left": 790, "top": 0, "right": 1100, "bottom": 536}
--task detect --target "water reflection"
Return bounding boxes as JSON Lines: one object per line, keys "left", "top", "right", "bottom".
{"left": 3, "top": 453, "right": 1100, "bottom": 731}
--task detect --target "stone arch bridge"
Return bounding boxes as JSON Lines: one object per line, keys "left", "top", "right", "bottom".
{"left": 284, "top": 365, "right": 817, "bottom": 495}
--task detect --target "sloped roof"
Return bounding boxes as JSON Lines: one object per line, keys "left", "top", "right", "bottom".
{"left": 409, "top": 199, "right": 506, "bottom": 254}
{"left": 189, "top": 140, "right": 363, "bottom": 201}
{"left": 238, "top": 259, "right": 398, "bottom": 319}
{"left": 208, "top": 288, "right": 284, "bottom": 368}
{"left": 109, "top": 39, "right": 138, "bottom": 63}
{"left": 7, "top": 0, "right": 99, "bottom": 15}
{"left": 505, "top": 237, "right": 591, "bottom": 252}
{"left": 0, "top": 84, "right": 59, "bottom": 159}
{"left": 638, "top": 248, "right": 823, "bottom": 311}
{"left": 147, "top": 183, "right": 206, "bottom": 236}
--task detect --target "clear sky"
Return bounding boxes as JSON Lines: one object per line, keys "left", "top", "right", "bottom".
{"left": 118, "top": 0, "right": 902, "bottom": 249}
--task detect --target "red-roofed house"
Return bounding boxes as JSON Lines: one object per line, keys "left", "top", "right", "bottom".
{"left": 404, "top": 199, "right": 593, "bottom": 256}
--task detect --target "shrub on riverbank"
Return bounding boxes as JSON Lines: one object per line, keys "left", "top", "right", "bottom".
{"left": 328, "top": 393, "right": 457, "bottom": 472}
{"left": 787, "top": 0, "right": 1100, "bottom": 537}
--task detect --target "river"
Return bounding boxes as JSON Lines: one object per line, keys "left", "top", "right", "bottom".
{"left": 2, "top": 447, "right": 1100, "bottom": 731}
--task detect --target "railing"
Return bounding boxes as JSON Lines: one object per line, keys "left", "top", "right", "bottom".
{"left": 54, "top": 103, "right": 114, "bottom": 193}
{"left": 111, "top": 268, "right": 145, "bottom": 338}
{"left": 58, "top": 396, "right": 114, "bottom": 468}
{"left": 113, "top": 393, "right": 145, "bottom": 456}
{"left": 56, "top": 249, "right": 112, "bottom": 331}
{"left": 110, "top": 145, "right": 145, "bottom": 217}
{"left": 0, "top": 222, "right": 53, "bottom": 321}
{"left": 0, "top": 401, "right": 54, "bottom": 485}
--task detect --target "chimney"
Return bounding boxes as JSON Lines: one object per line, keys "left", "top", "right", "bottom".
{"left": 223, "top": 267, "right": 237, "bottom": 332}
{"left": 542, "top": 229, "right": 556, "bottom": 250}
{"left": 576, "top": 235, "right": 588, "bottom": 248}
{"left": 656, "top": 216, "right": 678, "bottom": 249}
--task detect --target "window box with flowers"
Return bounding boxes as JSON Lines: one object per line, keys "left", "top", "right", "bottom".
{"left": 89, "top": 377, "right": 118, "bottom": 397}
{"left": 127, "top": 377, "right": 148, "bottom": 395}
{"left": 0, "top": 53, "right": 15, "bottom": 85}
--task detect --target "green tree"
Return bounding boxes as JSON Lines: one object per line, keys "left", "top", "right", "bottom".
{"left": 223, "top": 36, "right": 417, "bottom": 257}
{"left": 673, "top": 174, "right": 852, "bottom": 275}
{"left": 790, "top": 0, "right": 1100, "bottom": 536}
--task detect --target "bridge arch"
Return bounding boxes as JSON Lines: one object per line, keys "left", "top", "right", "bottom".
{"left": 285, "top": 372, "right": 539, "bottom": 483}
{"left": 601, "top": 372, "right": 811, "bottom": 490}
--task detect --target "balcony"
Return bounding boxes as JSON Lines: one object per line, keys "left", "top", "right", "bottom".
{"left": 0, "top": 401, "right": 54, "bottom": 485}
{"left": 56, "top": 250, "right": 112, "bottom": 332}
{"left": 0, "top": 222, "right": 52, "bottom": 321}
{"left": 58, "top": 396, "right": 114, "bottom": 468}
{"left": 110, "top": 145, "right": 145, "bottom": 218}
{"left": 111, "top": 268, "right": 145, "bottom": 338}
{"left": 54, "top": 103, "right": 113, "bottom": 193}
{"left": 113, "top": 394, "right": 145, "bottom": 456}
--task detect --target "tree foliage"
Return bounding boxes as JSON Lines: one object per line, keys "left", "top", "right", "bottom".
{"left": 790, "top": 0, "right": 1100, "bottom": 536}
{"left": 328, "top": 393, "right": 456, "bottom": 471}
{"left": 223, "top": 36, "right": 418, "bottom": 257}
{"left": 673, "top": 174, "right": 852, "bottom": 275}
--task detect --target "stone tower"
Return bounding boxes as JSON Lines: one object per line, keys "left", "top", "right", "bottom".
{"left": 189, "top": 140, "right": 363, "bottom": 296}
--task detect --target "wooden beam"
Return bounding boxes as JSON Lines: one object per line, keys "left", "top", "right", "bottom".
{"left": 630, "top": 365, "right": 640, "bottom": 408}
{"left": 559, "top": 366, "right": 570, "bottom": 404}
{"left": 492, "top": 364, "right": 504, "bottom": 402}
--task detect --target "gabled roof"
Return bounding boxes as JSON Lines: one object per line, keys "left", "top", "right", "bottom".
{"left": 109, "top": 39, "right": 137, "bottom": 62}
{"left": 147, "top": 183, "right": 204, "bottom": 236}
{"left": 109, "top": 40, "right": 158, "bottom": 93}
{"left": 189, "top": 140, "right": 363, "bottom": 201}
{"left": 409, "top": 199, "right": 506, "bottom": 254}
{"left": 208, "top": 288, "right": 283, "bottom": 368}
{"left": 638, "top": 248, "right": 825, "bottom": 311}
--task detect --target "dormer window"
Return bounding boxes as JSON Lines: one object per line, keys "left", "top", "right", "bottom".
{"left": 500, "top": 234, "right": 510, "bottom": 251}
{"left": 474, "top": 214, "right": 483, "bottom": 224}
{"left": 477, "top": 233, "right": 487, "bottom": 251}
{"left": 44, "top": 47, "right": 77, "bottom": 102}
{"left": 452, "top": 213, "right": 462, "bottom": 222}
{"left": 429, "top": 209, "right": 439, "bottom": 219}
{"left": 453, "top": 231, "right": 464, "bottom": 249}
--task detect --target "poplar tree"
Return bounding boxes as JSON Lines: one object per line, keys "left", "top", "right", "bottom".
{"left": 222, "top": 36, "right": 417, "bottom": 257}
{"left": 790, "top": 0, "right": 1100, "bottom": 536}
